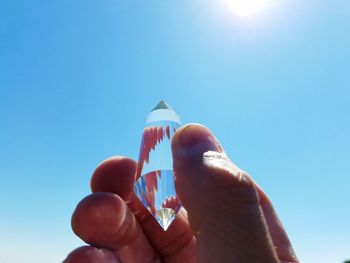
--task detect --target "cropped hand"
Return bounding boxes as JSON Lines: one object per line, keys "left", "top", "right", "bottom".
{"left": 64, "top": 124, "right": 298, "bottom": 263}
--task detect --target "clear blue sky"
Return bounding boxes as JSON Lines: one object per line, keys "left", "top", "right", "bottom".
{"left": 0, "top": 0, "right": 349, "bottom": 262}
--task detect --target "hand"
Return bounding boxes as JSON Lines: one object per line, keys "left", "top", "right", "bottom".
{"left": 64, "top": 124, "right": 299, "bottom": 263}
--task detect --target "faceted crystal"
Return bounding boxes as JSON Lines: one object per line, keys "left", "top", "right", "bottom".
{"left": 134, "top": 100, "right": 181, "bottom": 231}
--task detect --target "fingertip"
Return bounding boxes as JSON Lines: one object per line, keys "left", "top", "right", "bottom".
{"left": 71, "top": 193, "right": 129, "bottom": 249}
{"left": 70, "top": 193, "right": 158, "bottom": 262}
{"left": 172, "top": 123, "right": 214, "bottom": 148}
{"left": 90, "top": 156, "right": 137, "bottom": 199}
{"left": 64, "top": 246, "right": 120, "bottom": 263}
{"left": 171, "top": 124, "right": 222, "bottom": 167}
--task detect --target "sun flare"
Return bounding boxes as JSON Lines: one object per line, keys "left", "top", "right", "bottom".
{"left": 226, "top": 0, "right": 270, "bottom": 16}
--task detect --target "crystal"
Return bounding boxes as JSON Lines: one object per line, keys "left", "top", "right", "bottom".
{"left": 134, "top": 100, "right": 182, "bottom": 231}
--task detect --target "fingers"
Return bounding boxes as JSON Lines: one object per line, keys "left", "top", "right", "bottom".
{"left": 71, "top": 192, "right": 158, "bottom": 263}
{"left": 90, "top": 157, "right": 136, "bottom": 200}
{"left": 63, "top": 246, "right": 120, "bottom": 263}
{"left": 172, "top": 124, "right": 280, "bottom": 263}
{"left": 89, "top": 156, "right": 196, "bottom": 263}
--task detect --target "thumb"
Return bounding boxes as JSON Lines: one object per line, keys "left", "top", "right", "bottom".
{"left": 171, "top": 124, "right": 279, "bottom": 263}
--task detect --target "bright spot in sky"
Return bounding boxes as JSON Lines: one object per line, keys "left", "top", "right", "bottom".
{"left": 226, "top": 0, "right": 270, "bottom": 16}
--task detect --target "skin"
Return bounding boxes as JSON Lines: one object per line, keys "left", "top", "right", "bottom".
{"left": 64, "top": 124, "right": 299, "bottom": 263}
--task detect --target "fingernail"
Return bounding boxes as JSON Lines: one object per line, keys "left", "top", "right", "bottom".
{"left": 175, "top": 124, "right": 221, "bottom": 157}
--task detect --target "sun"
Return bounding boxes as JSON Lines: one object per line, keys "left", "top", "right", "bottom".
{"left": 226, "top": 0, "right": 270, "bottom": 16}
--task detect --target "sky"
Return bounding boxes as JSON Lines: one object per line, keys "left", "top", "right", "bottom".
{"left": 0, "top": 0, "right": 349, "bottom": 262}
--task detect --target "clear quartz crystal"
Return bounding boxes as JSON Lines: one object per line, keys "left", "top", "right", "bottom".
{"left": 134, "top": 100, "right": 182, "bottom": 231}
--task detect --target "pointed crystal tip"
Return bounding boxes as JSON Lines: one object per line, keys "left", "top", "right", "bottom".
{"left": 146, "top": 100, "right": 180, "bottom": 125}
{"left": 152, "top": 100, "right": 172, "bottom": 112}
{"left": 155, "top": 208, "right": 177, "bottom": 231}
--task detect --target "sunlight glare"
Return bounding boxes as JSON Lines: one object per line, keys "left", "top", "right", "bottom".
{"left": 226, "top": 0, "right": 270, "bottom": 16}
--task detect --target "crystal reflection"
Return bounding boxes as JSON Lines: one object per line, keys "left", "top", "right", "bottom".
{"left": 134, "top": 121, "right": 181, "bottom": 231}
{"left": 134, "top": 170, "right": 180, "bottom": 230}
